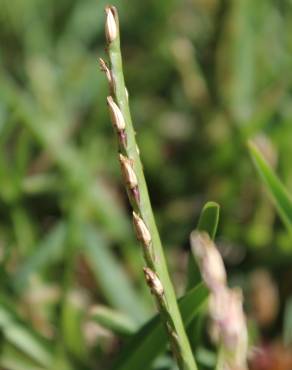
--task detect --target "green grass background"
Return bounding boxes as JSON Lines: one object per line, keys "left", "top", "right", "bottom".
{"left": 0, "top": 0, "right": 292, "bottom": 369}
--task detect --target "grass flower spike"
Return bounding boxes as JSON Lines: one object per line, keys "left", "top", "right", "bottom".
{"left": 107, "top": 97, "right": 127, "bottom": 146}
{"left": 118, "top": 154, "right": 138, "bottom": 189}
{"left": 107, "top": 97, "right": 126, "bottom": 130}
{"left": 132, "top": 211, "right": 151, "bottom": 247}
{"left": 105, "top": 6, "right": 118, "bottom": 43}
{"left": 99, "top": 58, "right": 113, "bottom": 88}
{"left": 143, "top": 267, "right": 164, "bottom": 297}
{"left": 101, "top": 5, "right": 198, "bottom": 370}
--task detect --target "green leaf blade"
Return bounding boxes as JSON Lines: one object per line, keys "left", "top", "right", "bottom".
{"left": 89, "top": 305, "right": 137, "bottom": 336}
{"left": 187, "top": 202, "right": 220, "bottom": 290}
{"left": 197, "top": 202, "right": 220, "bottom": 240}
{"left": 113, "top": 283, "right": 208, "bottom": 370}
{"left": 248, "top": 141, "right": 292, "bottom": 233}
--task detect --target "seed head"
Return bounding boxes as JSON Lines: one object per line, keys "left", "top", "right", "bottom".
{"left": 143, "top": 267, "right": 164, "bottom": 296}
{"left": 190, "top": 231, "right": 226, "bottom": 289}
{"left": 132, "top": 212, "right": 151, "bottom": 246}
{"left": 99, "top": 58, "right": 113, "bottom": 85}
{"left": 105, "top": 6, "right": 117, "bottom": 43}
{"left": 119, "top": 154, "right": 138, "bottom": 189}
{"left": 107, "top": 96, "right": 125, "bottom": 131}
{"left": 212, "top": 288, "right": 248, "bottom": 369}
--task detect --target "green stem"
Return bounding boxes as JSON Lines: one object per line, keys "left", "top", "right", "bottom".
{"left": 215, "top": 346, "right": 225, "bottom": 370}
{"left": 103, "top": 6, "right": 197, "bottom": 370}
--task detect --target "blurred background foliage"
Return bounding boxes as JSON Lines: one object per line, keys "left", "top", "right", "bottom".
{"left": 0, "top": 0, "right": 292, "bottom": 369}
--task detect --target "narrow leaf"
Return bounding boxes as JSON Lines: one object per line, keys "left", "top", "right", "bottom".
{"left": 13, "top": 222, "right": 67, "bottom": 291}
{"left": 248, "top": 141, "right": 292, "bottom": 233}
{"left": 0, "top": 304, "right": 52, "bottom": 367}
{"left": 197, "top": 202, "right": 220, "bottom": 240}
{"left": 89, "top": 305, "right": 137, "bottom": 336}
{"left": 83, "top": 224, "right": 150, "bottom": 323}
{"left": 113, "top": 283, "right": 208, "bottom": 370}
{"left": 187, "top": 202, "right": 220, "bottom": 290}
{"left": 0, "top": 343, "right": 47, "bottom": 370}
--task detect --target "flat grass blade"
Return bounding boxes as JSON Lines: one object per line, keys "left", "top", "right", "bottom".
{"left": 248, "top": 141, "right": 292, "bottom": 233}
{"left": 113, "top": 283, "right": 208, "bottom": 370}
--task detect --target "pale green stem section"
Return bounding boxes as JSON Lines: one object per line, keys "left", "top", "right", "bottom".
{"left": 215, "top": 346, "right": 225, "bottom": 370}
{"left": 105, "top": 8, "right": 197, "bottom": 370}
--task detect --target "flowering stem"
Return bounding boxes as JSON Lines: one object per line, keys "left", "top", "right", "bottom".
{"left": 101, "top": 6, "right": 198, "bottom": 370}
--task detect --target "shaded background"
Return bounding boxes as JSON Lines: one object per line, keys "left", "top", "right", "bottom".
{"left": 0, "top": 0, "right": 292, "bottom": 369}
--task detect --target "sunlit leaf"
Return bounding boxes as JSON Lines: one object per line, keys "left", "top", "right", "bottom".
{"left": 248, "top": 141, "right": 292, "bottom": 233}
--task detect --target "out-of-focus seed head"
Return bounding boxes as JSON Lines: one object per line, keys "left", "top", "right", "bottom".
{"left": 190, "top": 231, "right": 209, "bottom": 260}
{"left": 105, "top": 6, "right": 117, "bottom": 43}
{"left": 190, "top": 231, "right": 227, "bottom": 289}
{"left": 222, "top": 289, "right": 248, "bottom": 369}
{"left": 250, "top": 269, "right": 279, "bottom": 327}
{"left": 209, "top": 288, "right": 248, "bottom": 370}
{"left": 107, "top": 96, "right": 125, "bottom": 131}
{"left": 209, "top": 285, "right": 230, "bottom": 323}
{"left": 253, "top": 135, "right": 277, "bottom": 169}
{"left": 221, "top": 289, "right": 246, "bottom": 345}
{"left": 119, "top": 154, "right": 138, "bottom": 189}
{"left": 143, "top": 267, "right": 164, "bottom": 296}
{"left": 132, "top": 212, "right": 151, "bottom": 246}
{"left": 190, "top": 234, "right": 248, "bottom": 368}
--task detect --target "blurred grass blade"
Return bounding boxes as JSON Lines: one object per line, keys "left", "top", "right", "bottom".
{"left": 248, "top": 141, "right": 292, "bottom": 233}
{"left": 197, "top": 202, "right": 220, "bottom": 239}
{"left": 217, "top": 0, "right": 254, "bottom": 124}
{"left": 195, "top": 347, "right": 216, "bottom": 368}
{"left": 83, "top": 224, "right": 150, "bottom": 323}
{"left": 0, "top": 304, "right": 52, "bottom": 367}
{"left": 13, "top": 222, "right": 67, "bottom": 291}
{"left": 113, "top": 283, "right": 208, "bottom": 370}
{"left": 187, "top": 202, "right": 220, "bottom": 290}
{"left": 0, "top": 343, "right": 47, "bottom": 370}
{"left": 89, "top": 305, "right": 137, "bottom": 336}
{"left": 21, "top": 174, "right": 60, "bottom": 194}
{"left": 2, "top": 75, "right": 132, "bottom": 243}
{"left": 11, "top": 207, "right": 36, "bottom": 257}
{"left": 61, "top": 291, "right": 87, "bottom": 361}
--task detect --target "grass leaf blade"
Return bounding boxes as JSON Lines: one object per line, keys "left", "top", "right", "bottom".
{"left": 113, "top": 283, "right": 208, "bottom": 370}
{"left": 248, "top": 141, "right": 292, "bottom": 233}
